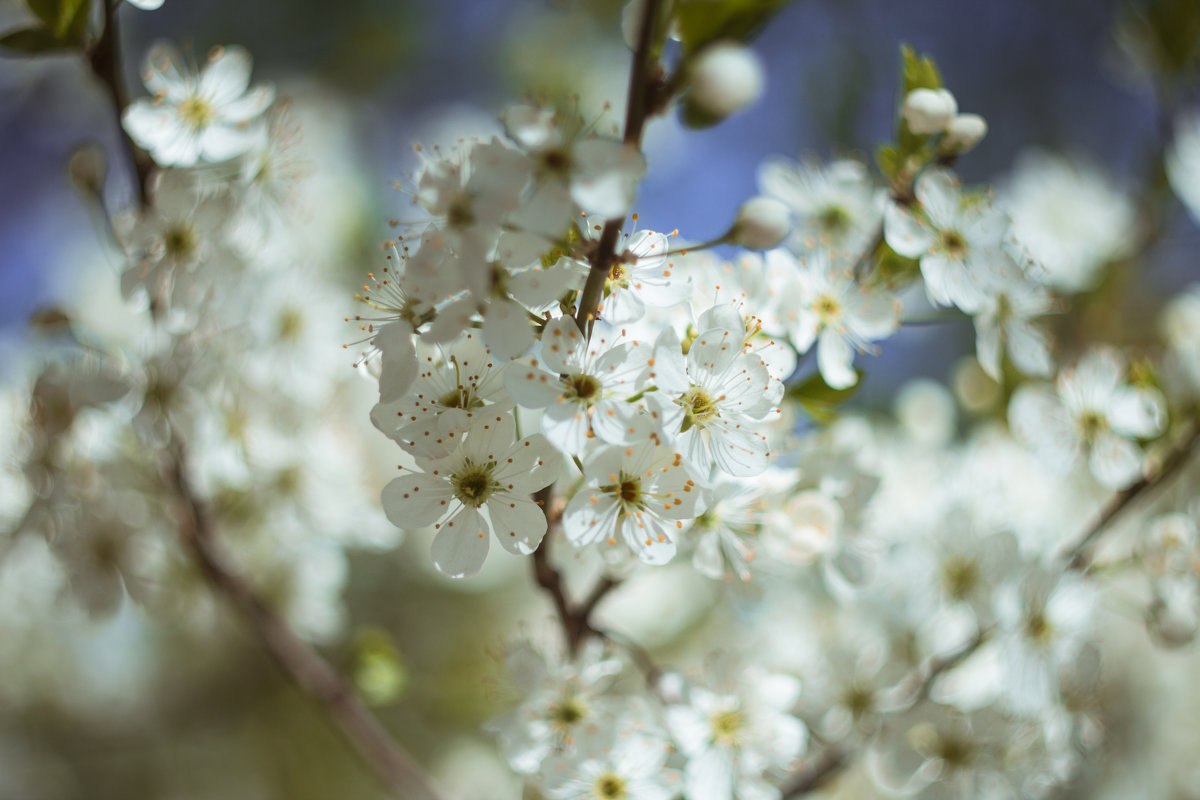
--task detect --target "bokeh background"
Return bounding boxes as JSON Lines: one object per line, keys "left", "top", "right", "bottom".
{"left": 1, "top": 1, "right": 1198, "bottom": 798}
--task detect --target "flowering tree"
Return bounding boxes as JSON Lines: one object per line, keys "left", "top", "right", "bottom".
{"left": 3, "top": 0, "right": 1200, "bottom": 798}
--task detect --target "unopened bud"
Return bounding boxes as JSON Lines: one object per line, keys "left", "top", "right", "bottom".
{"left": 941, "top": 113, "right": 988, "bottom": 154}
{"left": 68, "top": 141, "right": 108, "bottom": 196}
{"left": 688, "top": 42, "right": 765, "bottom": 121}
{"left": 902, "top": 88, "right": 957, "bottom": 135}
{"left": 730, "top": 196, "right": 791, "bottom": 250}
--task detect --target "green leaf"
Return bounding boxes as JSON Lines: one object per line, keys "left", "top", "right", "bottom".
{"left": 875, "top": 144, "right": 900, "bottom": 181}
{"left": 0, "top": 25, "right": 70, "bottom": 53}
{"left": 58, "top": 0, "right": 89, "bottom": 44}
{"left": 676, "top": 0, "right": 791, "bottom": 55}
{"left": 786, "top": 369, "right": 864, "bottom": 425}
{"left": 900, "top": 43, "right": 943, "bottom": 95}
{"left": 874, "top": 243, "right": 921, "bottom": 284}
{"left": 351, "top": 627, "right": 408, "bottom": 707}
{"left": 25, "top": 0, "right": 60, "bottom": 26}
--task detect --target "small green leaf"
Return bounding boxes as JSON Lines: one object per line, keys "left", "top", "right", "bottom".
{"left": 875, "top": 144, "right": 900, "bottom": 181}
{"left": 676, "top": 0, "right": 791, "bottom": 55}
{"left": 352, "top": 627, "right": 408, "bottom": 707}
{"left": 0, "top": 25, "right": 70, "bottom": 53}
{"left": 786, "top": 369, "right": 864, "bottom": 425}
{"left": 901, "top": 43, "right": 943, "bottom": 94}
{"left": 58, "top": 0, "right": 90, "bottom": 44}
{"left": 874, "top": 244, "right": 921, "bottom": 284}
{"left": 25, "top": 0, "right": 60, "bottom": 26}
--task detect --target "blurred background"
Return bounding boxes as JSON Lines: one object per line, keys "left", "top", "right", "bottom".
{"left": 1, "top": 0, "right": 1199, "bottom": 798}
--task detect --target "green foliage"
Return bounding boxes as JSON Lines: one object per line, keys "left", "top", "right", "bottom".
{"left": 351, "top": 626, "right": 408, "bottom": 707}
{"left": 675, "top": 0, "right": 791, "bottom": 55}
{"left": 900, "top": 43, "right": 943, "bottom": 95}
{"left": 786, "top": 369, "right": 864, "bottom": 425}
{"left": 875, "top": 45, "right": 944, "bottom": 183}
{"left": 1, "top": 0, "right": 90, "bottom": 54}
{"left": 1120, "top": 0, "right": 1200, "bottom": 81}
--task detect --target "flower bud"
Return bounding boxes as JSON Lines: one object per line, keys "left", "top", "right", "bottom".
{"left": 902, "top": 88, "right": 957, "bottom": 135}
{"left": 68, "top": 141, "right": 108, "bottom": 196}
{"left": 941, "top": 113, "right": 988, "bottom": 154}
{"left": 729, "top": 196, "right": 791, "bottom": 250}
{"left": 688, "top": 42, "right": 765, "bottom": 121}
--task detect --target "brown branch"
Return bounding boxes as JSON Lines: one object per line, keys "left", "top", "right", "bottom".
{"left": 86, "top": 0, "right": 154, "bottom": 207}
{"left": 1065, "top": 415, "right": 1200, "bottom": 570}
{"left": 781, "top": 747, "right": 849, "bottom": 797}
{"left": 781, "top": 631, "right": 989, "bottom": 798}
{"left": 163, "top": 436, "right": 445, "bottom": 800}
{"left": 573, "top": 0, "right": 664, "bottom": 333}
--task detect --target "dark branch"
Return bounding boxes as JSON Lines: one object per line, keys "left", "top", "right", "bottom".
{"left": 164, "top": 436, "right": 445, "bottom": 800}
{"left": 1065, "top": 415, "right": 1200, "bottom": 570}
{"left": 87, "top": 0, "right": 154, "bottom": 207}
{"left": 573, "top": 0, "right": 664, "bottom": 333}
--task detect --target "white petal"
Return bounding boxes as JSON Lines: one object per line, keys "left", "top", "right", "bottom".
{"left": 1089, "top": 431, "right": 1144, "bottom": 489}
{"left": 430, "top": 507, "right": 490, "bottom": 578}
{"left": 375, "top": 322, "right": 417, "bottom": 402}
{"left": 503, "top": 362, "right": 562, "bottom": 409}
{"left": 817, "top": 329, "right": 858, "bottom": 390}
{"left": 884, "top": 202, "right": 935, "bottom": 258}
{"left": 541, "top": 401, "right": 590, "bottom": 454}
{"left": 381, "top": 473, "right": 452, "bottom": 529}
{"left": 199, "top": 45, "right": 252, "bottom": 103}
{"left": 487, "top": 496, "right": 547, "bottom": 555}
{"left": 482, "top": 298, "right": 535, "bottom": 360}
{"left": 539, "top": 315, "right": 587, "bottom": 373}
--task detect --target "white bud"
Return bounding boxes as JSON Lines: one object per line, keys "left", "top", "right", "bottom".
{"left": 689, "top": 42, "right": 765, "bottom": 119}
{"left": 942, "top": 113, "right": 988, "bottom": 154}
{"left": 730, "top": 196, "right": 791, "bottom": 249}
{"left": 902, "top": 88, "right": 957, "bottom": 135}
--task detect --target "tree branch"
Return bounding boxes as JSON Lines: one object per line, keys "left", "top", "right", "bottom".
{"left": 163, "top": 436, "right": 445, "bottom": 800}
{"left": 1064, "top": 415, "right": 1200, "bottom": 570}
{"left": 573, "top": 0, "right": 664, "bottom": 333}
{"left": 87, "top": 0, "right": 154, "bottom": 207}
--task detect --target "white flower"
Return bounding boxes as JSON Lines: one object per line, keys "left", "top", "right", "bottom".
{"left": 573, "top": 221, "right": 685, "bottom": 325}
{"left": 501, "top": 105, "right": 646, "bottom": 229}
{"left": 371, "top": 333, "right": 510, "bottom": 458}
{"left": 688, "top": 477, "right": 764, "bottom": 581}
{"left": 380, "top": 412, "right": 559, "bottom": 578}
{"left": 487, "top": 639, "right": 622, "bottom": 774}
{"left": 777, "top": 249, "right": 900, "bottom": 390}
{"left": 542, "top": 725, "right": 677, "bottom": 800}
{"left": 884, "top": 168, "right": 1006, "bottom": 312}
{"left": 115, "top": 169, "right": 237, "bottom": 308}
{"left": 1008, "top": 347, "right": 1166, "bottom": 489}
{"left": 665, "top": 664, "right": 807, "bottom": 800}
{"left": 123, "top": 43, "right": 275, "bottom": 166}
{"left": 505, "top": 317, "right": 651, "bottom": 454}
{"left": 650, "top": 325, "right": 782, "bottom": 477}
{"left": 758, "top": 158, "right": 884, "bottom": 256}
{"left": 562, "top": 440, "right": 700, "bottom": 565}
{"left": 971, "top": 259, "right": 1056, "bottom": 380}
{"left": 993, "top": 567, "right": 1095, "bottom": 714}
{"left": 125, "top": 0, "right": 164, "bottom": 8}
{"left": 1002, "top": 150, "right": 1134, "bottom": 293}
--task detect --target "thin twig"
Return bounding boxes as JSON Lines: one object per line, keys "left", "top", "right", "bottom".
{"left": 164, "top": 436, "right": 445, "bottom": 800}
{"left": 780, "top": 746, "right": 848, "bottom": 797}
{"left": 1064, "top": 416, "right": 1200, "bottom": 570}
{"left": 573, "top": 0, "right": 663, "bottom": 333}
{"left": 87, "top": 0, "right": 154, "bottom": 207}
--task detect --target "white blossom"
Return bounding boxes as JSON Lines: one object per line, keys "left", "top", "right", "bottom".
{"left": 123, "top": 43, "right": 275, "bottom": 166}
